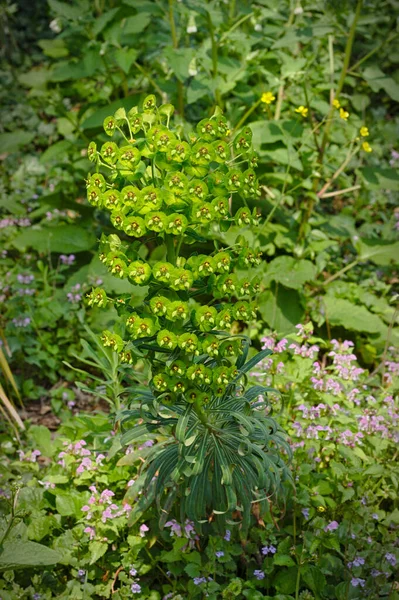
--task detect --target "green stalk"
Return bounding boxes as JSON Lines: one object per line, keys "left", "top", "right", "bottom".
{"left": 168, "top": 0, "right": 184, "bottom": 117}
{"left": 233, "top": 99, "right": 261, "bottom": 133}
{"left": 319, "top": 0, "right": 363, "bottom": 160}
{"left": 165, "top": 235, "right": 176, "bottom": 265}
{"left": 194, "top": 399, "right": 209, "bottom": 427}
{"left": 207, "top": 11, "right": 221, "bottom": 107}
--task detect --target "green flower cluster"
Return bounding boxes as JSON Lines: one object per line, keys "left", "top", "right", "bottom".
{"left": 85, "top": 97, "right": 290, "bottom": 528}
{"left": 86, "top": 96, "right": 262, "bottom": 404}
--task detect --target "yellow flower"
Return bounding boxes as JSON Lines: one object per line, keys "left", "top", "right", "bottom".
{"left": 317, "top": 506, "right": 326, "bottom": 513}
{"left": 261, "top": 91, "right": 276, "bottom": 105}
{"left": 362, "top": 141, "right": 372, "bottom": 153}
{"left": 332, "top": 98, "right": 340, "bottom": 108}
{"left": 295, "top": 105, "right": 308, "bottom": 117}
{"left": 360, "top": 126, "right": 369, "bottom": 137}
{"left": 339, "top": 108, "right": 349, "bottom": 121}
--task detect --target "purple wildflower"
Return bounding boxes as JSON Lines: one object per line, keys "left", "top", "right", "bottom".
{"left": 385, "top": 553, "right": 396, "bottom": 566}
{"left": 351, "top": 577, "right": 365, "bottom": 588}
{"left": 224, "top": 529, "right": 231, "bottom": 542}
{"left": 254, "top": 570, "right": 265, "bottom": 580}
{"left": 131, "top": 583, "right": 141, "bottom": 594}
{"left": 262, "top": 545, "right": 276, "bottom": 555}
{"left": 215, "top": 551, "right": 224, "bottom": 558}
{"left": 139, "top": 524, "right": 149, "bottom": 537}
{"left": 324, "top": 521, "right": 339, "bottom": 532}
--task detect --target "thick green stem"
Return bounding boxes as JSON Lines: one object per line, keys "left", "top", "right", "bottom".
{"left": 168, "top": 0, "right": 184, "bottom": 117}
{"left": 194, "top": 399, "right": 209, "bottom": 427}
{"left": 207, "top": 12, "right": 221, "bottom": 107}
{"left": 319, "top": 0, "right": 363, "bottom": 159}
{"left": 165, "top": 235, "right": 176, "bottom": 265}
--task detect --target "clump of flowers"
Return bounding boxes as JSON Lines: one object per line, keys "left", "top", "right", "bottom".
{"left": 85, "top": 96, "right": 291, "bottom": 528}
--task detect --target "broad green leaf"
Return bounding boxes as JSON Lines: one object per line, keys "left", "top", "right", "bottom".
{"left": 302, "top": 565, "right": 327, "bottom": 594}
{"left": 0, "top": 541, "right": 61, "bottom": 570}
{"left": 40, "top": 140, "right": 74, "bottom": 163}
{"left": 51, "top": 50, "right": 100, "bottom": 82}
{"left": 18, "top": 66, "right": 52, "bottom": 90}
{"left": 48, "top": 0, "right": 89, "bottom": 19}
{"left": 357, "top": 239, "right": 399, "bottom": 266}
{"left": 163, "top": 47, "right": 196, "bottom": 81}
{"left": 92, "top": 7, "right": 120, "bottom": 36}
{"left": 258, "top": 287, "right": 304, "bottom": 333}
{"left": 264, "top": 256, "right": 316, "bottom": 289}
{"left": 122, "top": 13, "right": 151, "bottom": 34}
{"left": 323, "top": 297, "right": 387, "bottom": 335}
{"left": 27, "top": 516, "right": 53, "bottom": 541}
{"left": 11, "top": 225, "right": 96, "bottom": 253}
{"left": 360, "top": 166, "right": 399, "bottom": 191}
{"left": 273, "top": 554, "right": 296, "bottom": 567}
{"left": 273, "top": 566, "right": 298, "bottom": 594}
{"left": 114, "top": 47, "right": 138, "bottom": 74}
{"left": 89, "top": 541, "right": 108, "bottom": 564}
{"left": 28, "top": 425, "right": 53, "bottom": 457}
{"left": 38, "top": 38, "right": 69, "bottom": 58}
{"left": 363, "top": 65, "right": 399, "bottom": 101}
{"left": 55, "top": 493, "right": 83, "bottom": 517}
{"left": 0, "top": 131, "right": 35, "bottom": 153}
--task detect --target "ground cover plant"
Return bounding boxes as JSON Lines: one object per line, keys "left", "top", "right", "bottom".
{"left": 0, "top": 0, "right": 398, "bottom": 598}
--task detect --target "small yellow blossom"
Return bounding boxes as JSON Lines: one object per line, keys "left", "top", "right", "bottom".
{"left": 360, "top": 126, "right": 369, "bottom": 137}
{"left": 332, "top": 98, "right": 340, "bottom": 108}
{"left": 339, "top": 108, "right": 349, "bottom": 121}
{"left": 317, "top": 506, "right": 326, "bottom": 513}
{"left": 261, "top": 91, "right": 276, "bottom": 105}
{"left": 295, "top": 105, "right": 308, "bottom": 117}
{"left": 362, "top": 141, "right": 372, "bottom": 153}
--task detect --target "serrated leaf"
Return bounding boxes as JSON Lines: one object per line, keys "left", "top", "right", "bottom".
{"left": 89, "top": 541, "right": 108, "bottom": 564}
{"left": 264, "top": 256, "right": 317, "bottom": 289}
{"left": 273, "top": 554, "right": 296, "bottom": 567}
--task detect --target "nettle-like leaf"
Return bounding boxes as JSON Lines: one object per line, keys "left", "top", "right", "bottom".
{"left": 86, "top": 95, "right": 291, "bottom": 528}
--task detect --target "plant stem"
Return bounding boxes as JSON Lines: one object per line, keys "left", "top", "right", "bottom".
{"left": 193, "top": 398, "right": 209, "bottom": 427}
{"left": 207, "top": 11, "right": 221, "bottom": 107}
{"left": 319, "top": 184, "right": 360, "bottom": 198}
{"left": 274, "top": 84, "right": 284, "bottom": 120}
{"left": 317, "top": 145, "right": 359, "bottom": 197}
{"left": 319, "top": 0, "right": 363, "bottom": 159}
{"left": 322, "top": 259, "right": 359, "bottom": 286}
{"left": 165, "top": 235, "right": 176, "bottom": 265}
{"left": 168, "top": 0, "right": 184, "bottom": 116}
{"left": 295, "top": 562, "right": 301, "bottom": 600}
{"left": 233, "top": 99, "right": 261, "bottom": 133}
{"left": 349, "top": 31, "right": 398, "bottom": 73}
{"left": 133, "top": 61, "right": 165, "bottom": 99}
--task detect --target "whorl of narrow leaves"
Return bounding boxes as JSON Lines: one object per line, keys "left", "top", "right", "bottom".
{"left": 86, "top": 96, "right": 291, "bottom": 531}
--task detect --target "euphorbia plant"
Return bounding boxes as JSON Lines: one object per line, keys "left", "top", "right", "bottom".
{"left": 86, "top": 96, "right": 291, "bottom": 531}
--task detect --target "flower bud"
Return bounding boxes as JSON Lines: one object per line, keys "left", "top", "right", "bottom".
{"left": 157, "top": 329, "right": 178, "bottom": 350}
{"left": 149, "top": 296, "right": 170, "bottom": 316}
{"left": 103, "top": 116, "right": 116, "bottom": 136}
{"left": 128, "top": 261, "right": 152, "bottom": 285}
{"left": 167, "top": 300, "right": 189, "bottom": 321}
{"left": 101, "top": 142, "right": 119, "bottom": 165}
{"left": 178, "top": 332, "right": 198, "bottom": 353}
